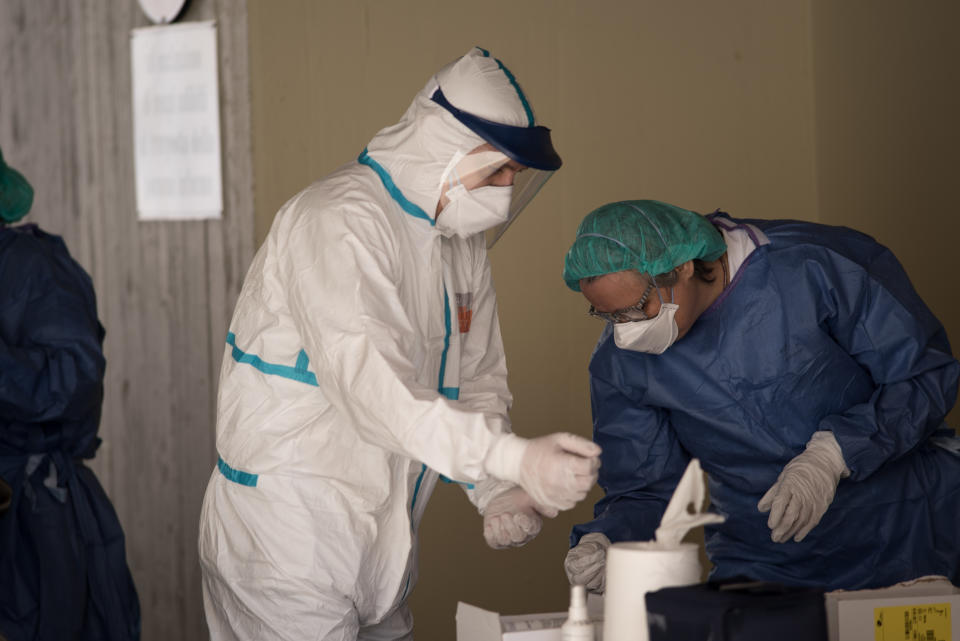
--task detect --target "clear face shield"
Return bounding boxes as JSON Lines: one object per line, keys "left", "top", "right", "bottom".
{"left": 437, "top": 143, "right": 555, "bottom": 248}
{"left": 485, "top": 165, "right": 553, "bottom": 248}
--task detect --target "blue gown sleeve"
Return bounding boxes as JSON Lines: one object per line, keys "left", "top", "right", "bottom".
{"left": 570, "top": 365, "right": 691, "bottom": 546}
{"left": 813, "top": 242, "right": 959, "bottom": 480}
{"left": 0, "top": 233, "right": 105, "bottom": 425}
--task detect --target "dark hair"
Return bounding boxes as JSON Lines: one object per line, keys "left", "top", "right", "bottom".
{"left": 649, "top": 259, "right": 719, "bottom": 287}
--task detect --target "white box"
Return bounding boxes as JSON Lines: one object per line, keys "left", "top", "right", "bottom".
{"left": 825, "top": 576, "right": 960, "bottom": 641}
{"left": 456, "top": 602, "right": 569, "bottom": 641}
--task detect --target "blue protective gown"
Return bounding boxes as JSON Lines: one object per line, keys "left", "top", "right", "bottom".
{"left": 0, "top": 224, "right": 140, "bottom": 641}
{"left": 572, "top": 214, "right": 960, "bottom": 590}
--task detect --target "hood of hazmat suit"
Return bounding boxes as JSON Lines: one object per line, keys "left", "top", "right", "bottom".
{"left": 199, "top": 47, "right": 560, "bottom": 640}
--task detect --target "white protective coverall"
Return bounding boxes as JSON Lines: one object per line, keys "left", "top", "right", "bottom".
{"left": 199, "top": 48, "right": 574, "bottom": 640}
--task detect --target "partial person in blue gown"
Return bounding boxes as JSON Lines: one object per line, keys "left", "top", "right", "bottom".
{"left": 0, "top": 146, "right": 140, "bottom": 641}
{"left": 561, "top": 199, "right": 960, "bottom": 592}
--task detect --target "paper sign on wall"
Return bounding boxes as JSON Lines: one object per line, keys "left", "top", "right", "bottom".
{"left": 131, "top": 20, "right": 222, "bottom": 220}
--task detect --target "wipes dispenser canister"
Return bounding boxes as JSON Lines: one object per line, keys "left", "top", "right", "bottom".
{"left": 602, "top": 459, "right": 725, "bottom": 641}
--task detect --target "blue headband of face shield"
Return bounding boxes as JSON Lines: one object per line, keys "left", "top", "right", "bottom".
{"left": 430, "top": 89, "right": 562, "bottom": 171}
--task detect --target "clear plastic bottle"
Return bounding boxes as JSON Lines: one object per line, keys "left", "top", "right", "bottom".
{"left": 561, "top": 584, "right": 595, "bottom": 641}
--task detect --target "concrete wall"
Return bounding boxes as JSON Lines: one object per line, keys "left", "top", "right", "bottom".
{"left": 0, "top": 2, "right": 254, "bottom": 639}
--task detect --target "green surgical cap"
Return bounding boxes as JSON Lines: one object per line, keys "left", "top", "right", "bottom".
{"left": 562, "top": 200, "right": 726, "bottom": 291}
{"left": 0, "top": 147, "right": 34, "bottom": 224}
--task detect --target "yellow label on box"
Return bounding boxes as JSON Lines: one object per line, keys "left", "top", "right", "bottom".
{"left": 874, "top": 602, "right": 951, "bottom": 641}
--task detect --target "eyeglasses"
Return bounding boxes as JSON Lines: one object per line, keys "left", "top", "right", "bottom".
{"left": 588, "top": 282, "right": 656, "bottom": 324}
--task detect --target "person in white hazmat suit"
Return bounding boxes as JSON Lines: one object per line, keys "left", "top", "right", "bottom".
{"left": 198, "top": 47, "right": 602, "bottom": 640}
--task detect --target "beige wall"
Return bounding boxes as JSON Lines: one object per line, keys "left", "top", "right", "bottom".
{"left": 811, "top": 0, "right": 960, "bottom": 430}
{"left": 248, "top": 1, "right": 957, "bottom": 639}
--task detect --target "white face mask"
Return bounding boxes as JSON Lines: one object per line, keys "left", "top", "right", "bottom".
{"left": 613, "top": 303, "right": 680, "bottom": 354}
{"left": 435, "top": 184, "right": 512, "bottom": 238}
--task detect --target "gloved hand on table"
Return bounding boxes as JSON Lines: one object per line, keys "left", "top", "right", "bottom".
{"left": 482, "top": 486, "right": 558, "bottom": 549}
{"left": 758, "top": 430, "right": 850, "bottom": 543}
{"left": 484, "top": 432, "right": 602, "bottom": 511}
{"left": 564, "top": 532, "right": 610, "bottom": 593}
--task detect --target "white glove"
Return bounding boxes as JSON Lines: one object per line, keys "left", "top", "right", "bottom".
{"left": 564, "top": 532, "right": 610, "bottom": 593}
{"left": 758, "top": 430, "right": 850, "bottom": 543}
{"left": 482, "top": 486, "right": 558, "bottom": 549}
{"left": 484, "top": 433, "right": 602, "bottom": 511}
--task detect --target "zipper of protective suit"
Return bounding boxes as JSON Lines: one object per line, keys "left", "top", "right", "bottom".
{"left": 401, "top": 274, "right": 469, "bottom": 604}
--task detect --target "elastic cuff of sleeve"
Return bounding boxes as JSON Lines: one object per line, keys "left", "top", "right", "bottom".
{"left": 483, "top": 432, "right": 527, "bottom": 485}
{"left": 809, "top": 430, "right": 851, "bottom": 478}
{"left": 579, "top": 531, "right": 612, "bottom": 548}
{"left": 473, "top": 479, "right": 518, "bottom": 515}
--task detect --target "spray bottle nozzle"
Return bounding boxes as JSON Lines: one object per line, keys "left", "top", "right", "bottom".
{"left": 568, "top": 585, "right": 588, "bottom": 622}
{"left": 562, "top": 584, "right": 595, "bottom": 640}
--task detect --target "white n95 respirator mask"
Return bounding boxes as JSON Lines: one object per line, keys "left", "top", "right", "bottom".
{"left": 435, "top": 184, "right": 513, "bottom": 238}
{"left": 613, "top": 303, "right": 680, "bottom": 354}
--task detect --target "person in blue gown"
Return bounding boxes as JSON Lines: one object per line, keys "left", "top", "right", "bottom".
{"left": 0, "top": 147, "right": 140, "bottom": 640}
{"left": 561, "top": 199, "right": 960, "bottom": 592}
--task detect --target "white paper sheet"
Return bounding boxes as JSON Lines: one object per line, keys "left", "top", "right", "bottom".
{"left": 131, "top": 20, "right": 223, "bottom": 220}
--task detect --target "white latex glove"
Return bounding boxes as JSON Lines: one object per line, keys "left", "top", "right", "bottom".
{"left": 758, "top": 431, "right": 850, "bottom": 543}
{"left": 564, "top": 532, "right": 611, "bottom": 593}
{"left": 484, "top": 433, "right": 602, "bottom": 511}
{"left": 482, "top": 486, "right": 558, "bottom": 549}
